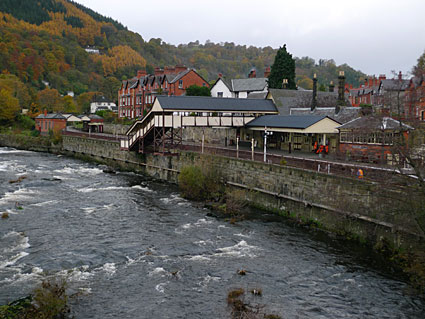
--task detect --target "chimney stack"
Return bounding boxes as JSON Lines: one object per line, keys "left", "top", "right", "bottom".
{"left": 398, "top": 71, "right": 402, "bottom": 81}
{"left": 44, "top": 109, "right": 47, "bottom": 116}
{"left": 174, "top": 65, "right": 187, "bottom": 73}
{"left": 312, "top": 73, "right": 317, "bottom": 111}
{"left": 264, "top": 67, "right": 271, "bottom": 78}
{"left": 337, "top": 71, "right": 346, "bottom": 113}
{"left": 137, "top": 70, "right": 147, "bottom": 78}
{"left": 329, "top": 81, "right": 335, "bottom": 92}
{"left": 218, "top": 73, "right": 223, "bottom": 78}
{"left": 154, "top": 67, "right": 164, "bottom": 76}
{"left": 164, "top": 66, "right": 175, "bottom": 75}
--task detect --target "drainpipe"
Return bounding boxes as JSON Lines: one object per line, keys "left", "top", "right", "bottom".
{"left": 264, "top": 127, "right": 267, "bottom": 162}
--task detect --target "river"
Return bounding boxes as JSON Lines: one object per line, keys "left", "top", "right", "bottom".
{"left": 0, "top": 147, "right": 424, "bottom": 318}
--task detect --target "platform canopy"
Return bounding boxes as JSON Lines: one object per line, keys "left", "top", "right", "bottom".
{"left": 245, "top": 115, "right": 341, "bottom": 134}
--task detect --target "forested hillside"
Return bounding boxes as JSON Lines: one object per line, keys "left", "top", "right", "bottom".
{"left": 0, "top": 0, "right": 366, "bottom": 116}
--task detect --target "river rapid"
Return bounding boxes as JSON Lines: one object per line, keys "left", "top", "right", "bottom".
{"left": 0, "top": 147, "right": 424, "bottom": 318}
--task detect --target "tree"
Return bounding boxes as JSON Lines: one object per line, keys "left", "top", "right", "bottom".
{"left": 76, "top": 92, "right": 98, "bottom": 114}
{"left": 62, "top": 95, "right": 77, "bottom": 113}
{"left": 268, "top": 44, "right": 296, "bottom": 89}
{"left": 0, "top": 88, "right": 20, "bottom": 123}
{"left": 37, "top": 88, "right": 63, "bottom": 112}
{"left": 186, "top": 85, "right": 211, "bottom": 97}
{"left": 101, "top": 76, "right": 121, "bottom": 102}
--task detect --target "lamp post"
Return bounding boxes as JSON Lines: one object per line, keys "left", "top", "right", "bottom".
{"left": 251, "top": 138, "right": 255, "bottom": 161}
{"left": 264, "top": 127, "right": 273, "bottom": 162}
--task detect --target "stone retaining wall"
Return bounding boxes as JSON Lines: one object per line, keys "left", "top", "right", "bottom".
{"left": 60, "top": 135, "right": 424, "bottom": 250}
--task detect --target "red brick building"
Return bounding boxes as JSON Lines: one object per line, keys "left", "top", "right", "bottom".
{"left": 338, "top": 115, "right": 411, "bottom": 165}
{"left": 35, "top": 111, "right": 67, "bottom": 134}
{"left": 405, "top": 74, "right": 425, "bottom": 121}
{"left": 118, "top": 65, "right": 209, "bottom": 119}
{"left": 348, "top": 76, "right": 384, "bottom": 107}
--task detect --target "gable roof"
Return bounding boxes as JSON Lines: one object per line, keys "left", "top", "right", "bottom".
{"left": 379, "top": 79, "right": 410, "bottom": 91}
{"left": 268, "top": 88, "right": 351, "bottom": 115}
{"left": 246, "top": 115, "right": 335, "bottom": 129}
{"left": 232, "top": 78, "right": 268, "bottom": 92}
{"left": 338, "top": 116, "right": 412, "bottom": 130}
{"left": 156, "top": 96, "right": 277, "bottom": 113}
{"left": 290, "top": 107, "right": 360, "bottom": 124}
{"left": 211, "top": 77, "right": 232, "bottom": 92}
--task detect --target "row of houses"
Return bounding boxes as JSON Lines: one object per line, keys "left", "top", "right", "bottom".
{"left": 117, "top": 65, "right": 209, "bottom": 119}
{"left": 347, "top": 71, "right": 425, "bottom": 122}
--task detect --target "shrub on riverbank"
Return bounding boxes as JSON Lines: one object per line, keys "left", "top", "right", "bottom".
{"left": 0, "top": 277, "right": 70, "bottom": 319}
{"left": 178, "top": 158, "right": 224, "bottom": 201}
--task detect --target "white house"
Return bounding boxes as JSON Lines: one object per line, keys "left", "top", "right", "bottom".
{"left": 90, "top": 96, "right": 117, "bottom": 113}
{"left": 210, "top": 76, "right": 268, "bottom": 99}
{"left": 210, "top": 78, "right": 233, "bottom": 98}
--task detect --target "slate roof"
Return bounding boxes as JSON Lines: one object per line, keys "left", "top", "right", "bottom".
{"left": 380, "top": 79, "right": 410, "bottom": 91}
{"left": 247, "top": 92, "right": 268, "bottom": 99}
{"left": 290, "top": 107, "right": 360, "bottom": 124}
{"left": 232, "top": 78, "right": 268, "bottom": 92}
{"left": 156, "top": 96, "right": 277, "bottom": 113}
{"left": 92, "top": 95, "right": 114, "bottom": 103}
{"left": 88, "top": 114, "right": 104, "bottom": 120}
{"left": 268, "top": 88, "right": 351, "bottom": 115}
{"left": 338, "top": 116, "right": 412, "bottom": 131}
{"left": 211, "top": 77, "right": 232, "bottom": 92}
{"left": 246, "top": 115, "right": 333, "bottom": 129}
{"left": 35, "top": 113, "right": 66, "bottom": 120}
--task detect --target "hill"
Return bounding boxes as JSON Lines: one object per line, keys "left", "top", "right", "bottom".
{"left": 0, "top": 0, "right": 366, "bottom": 112}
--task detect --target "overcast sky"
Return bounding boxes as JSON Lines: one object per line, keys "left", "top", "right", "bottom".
{"left": 76, "top": 0, "right": 425, "bottom": 78}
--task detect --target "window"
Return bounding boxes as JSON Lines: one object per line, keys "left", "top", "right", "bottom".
{"left": 217, "top": 92, "right": 223, "bottom": 98}
{"left": 179, "top": 80, "right": 183, "bottom": 88}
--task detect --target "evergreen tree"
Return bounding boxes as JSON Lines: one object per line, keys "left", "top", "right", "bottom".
{"left": 268, "top": 45, "right": 296, "bottom": 89}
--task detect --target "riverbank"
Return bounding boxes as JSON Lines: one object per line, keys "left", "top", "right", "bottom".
{"left": 1, "top": 132, "right": 425, "bottom": 293}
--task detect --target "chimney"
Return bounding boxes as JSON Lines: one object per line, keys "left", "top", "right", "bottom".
{"left": 137, "top": 70, "right": 147, "bottom": 78}
{"left": 379, "top": 74, "right": 386, "bottom": 82}
{"left": 368, "top": 78, "right": 373, "bottom": 87}
{"left": 264, "top": 67, "right": 271, "bottom": 78}
{"left": 218, "top": 73, "right": 223, "bottom": 78}
{"left": 164, "top": 66, "right": 175, "bottom": 75}
{"left": 398, "top": 71, "right": 402, "bottom": 81}
{"left": 312, "top": 73, "right": 317, "bottom": 111}
{"left": 329, "top": 81, "right": 335, "bottom": 92}
{"left": 337, "top": 71, "right": 346, "bottom": 113}
{"left": 282, "top": 78, "right": 288, "bottom": 89}
{"left": 174, "top": 65, "right": 187, "bottom": 73}
{"left": 248, "top": 69, "right": 256, "bottom": 78}
{"left": 154, "top": 67, "right": 164, "bottom": 76}
{"left": 44, "top": 109, "right": 47, "bottom": 116}
{"left": 350, "top": 84, "right": 353, "bottom": 89}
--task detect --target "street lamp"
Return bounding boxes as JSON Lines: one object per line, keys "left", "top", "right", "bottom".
{"left": 264, "top": 126, "right": 273, "bottom": 162}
